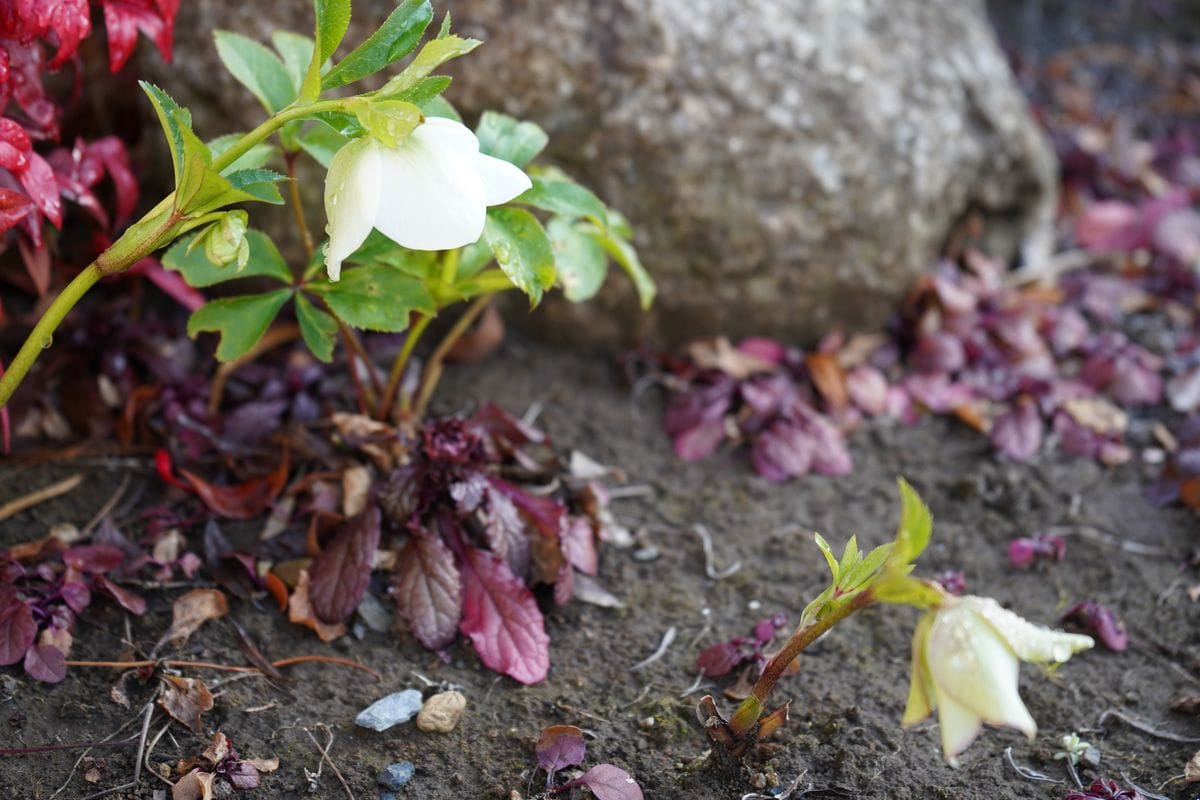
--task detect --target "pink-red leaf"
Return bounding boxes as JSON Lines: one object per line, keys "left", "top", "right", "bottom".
{"left": 178, "top": 451, "right": 289, "bottom": 520}
{"left": 560, "top": 516, "right": 597, "bottom": 576}
{"left": 95, "top": 576, "right": 147, "bottom": 615}
{"left": 308, "top": 506, "right": 381, "bottom": 623}
{"left": 535, "top": 724, "right": 586, "bottom": 778}
{"left": 0, "top": 589, "right": 35, "bottom": 666}
{"left": 393, "top": 529, "right": 462, "bottom": 650}
{"left": 23, "top": 643, "right": 65, "bottom": 683}
{"left": 63, "top": 543, "right": 125, "bottom": 573}
{"left": 100, "top": 0, "right": 179, "bottom": 72}
{"left": 576, "top": 764, "right": 644, "bottom": 800}
{"left": 458, "top": 544, "right": 549, "bottom": 684}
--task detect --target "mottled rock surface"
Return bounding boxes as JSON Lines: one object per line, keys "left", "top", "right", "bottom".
{"left": 147, "top": 0, "right": 1056, "bottom": 347}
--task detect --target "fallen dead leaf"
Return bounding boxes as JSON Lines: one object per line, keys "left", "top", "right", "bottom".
{"left": 686, "top": 337, "right": 778, "bottom": 379}
{"left": 287, "top": 570, "right": 347, "bottom": 642}
{"left": 160, "top": 675, "right": 214, "bottom": 732}
{"left": 342, "top": 465, "right": 371, "bottom": 517}
{"left": 245, "top": 756, "right": 279, "bottom": 773}
{"left": 331, "top": 412, "right": 410, "bottom": 471}
{"left": 201, "top": 731, "right": 231, "bottom": 766}
{"left": 805, "top": 352, "right": 849, "bottom": 412}
{"left": 1063, "top": 397, "right": 1128, "bottom": 435}
{"left": 156, "top": 589, "right": 228, "bottom": 652}
{"left": 172, "top": 768, "right": 214, "bottom": 800}
{"left": 1187, "top": 751, "right": 1200, "bottom": 784}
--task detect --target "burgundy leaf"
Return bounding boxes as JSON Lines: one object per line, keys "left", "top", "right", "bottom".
{"left": 845, "top": 365, "right": 889, "bottom": 415}
{"left": 560, "top": 516, "right": 598, "bottom": 576}
{"left": 457, "top": 544, "right": 549, "bottom": 684}
{"left": 535, "top": 724, "right": 587, "bottom": 779}
{"left": 575, "top": 764, "right": 644, "bottom": 800}
{"left": 63, "top": 543, "right": 125, "bottom": 573}
{"left": 393, "top": 529, "right": 462, "bottom": 650}
{"left": 751, "top": 420, "right": 812, "bottom": 482}
{"left": 480, "top": 485, "right": 531, "bottom": 577}
{"left": 0, "top": 187, "right": 34, "bottom": 234}
{"left": 100, "top": 0, "right": 179, "bottom": 72}
{"left": 489, "top": 477, "right": 564, "bottom": 538}
{"left": 796, "top": 407, "right": 852, "bottom": 476}
{"left": 0, "top": 589, "right": 36, "bottom": 666}
{"left": 990, "top": 397, "right": 1043, "bottom": 461}
{"left": 672, "top": 418, "right": 727, "bottom": 462}
{"left": 695, "top": 641, "right": 743, "bottom": 677}
{"left": 1073, "top": 201, "right": 1143, "bottom": 251}
{"left": 308, "top": 506, "right": 382, "bottom": 624}
{"left": 179, "top": 451, "right": 289, "bottom": 520}
{"left": 1062, "top": 600, "right": 1128, "bottom": 652}
{"left": 23, "top": 644, "right": 65, "bottom": 683}
{"left": 95, "top": 576, "right": 147, "bottom": 615}
{"left": 911, "top": 332, "right": 966, "bottom": 374}
{"left": 60, "top": 581, "right": 91, "bottom": 614}
{"left": 224, "top": 761, "right": 261, "bottom": 790}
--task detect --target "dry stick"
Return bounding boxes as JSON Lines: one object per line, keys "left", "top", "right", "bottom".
{"left": 65, "top": 655, "right": 381, "bottom": 680}
{"left": 77, "top": 701, "right": 155, "bottom": 800}
{"left": 339, "top": 323, "right": 379, "bottom": 415}
{"left": 411, "top": 295, "right": 491, "bottom": 419}
{"left": 143, "top": 721, "right": 176, "bottom": 789}
{"left": 80, "top": 473, "right": 130, "bottom": 538}
{"left": 206, "top": 323, "right": 302, "bottom": 416}
{"left": 0, "top": 473, "right": 83, "bottom": 523}
{"left": 303, "top": 725, "right": 354, "bottom": 800}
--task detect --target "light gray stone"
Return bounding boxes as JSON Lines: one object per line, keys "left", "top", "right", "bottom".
{"left": 354, "top": 689, "right": 423, "bottom": 731}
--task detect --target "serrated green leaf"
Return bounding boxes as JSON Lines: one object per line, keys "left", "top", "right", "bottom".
{"left": 390, "top": 75, "right": 452, "bottom": 107}
{"left": 310, "top": 110, "right": 363, "bottom": 138}
{"left": 378, "top": 34, "right": 480, "bottom": 98}
{"left": 297, "top": 122, "right": 350, "bottom": 168}
{"left": 420, "top": 95, "right": 461, "bottom": 122}
{"left": 837, "top": 535, "right": 859, "bottom": 578}
{"left": 813, "top": 533, "right": 839, "bottom": 581}
{"left": 295, "top": 293, "right": 338, "bottom": 362}
{"left": 346, "top": 230, "right": 441, "bottom": 279}
{"left": 350, "top": 98, "right": 422, "bottom": 148}
{"left": 516, "top": 171, "right": 608, "bottom": 227}
{"left": 226, "top": 168, "right": 286, "bottom": 205}
{"left": 272, "top": 31, "right": 315, "bottom": 92}
{"left": 895, "top": 477, "right": 932, "bottom": 563}
{"left": 206, "top": 134, "right": 276, "bottom": 173}
{"left": 483, "top": 207, "right": 555, "bottom": 306}
{"left": 309, "top": 264, "right": 436, "bottom": 332}
{"left": 164, "top": 229, "right": 292, "bottom": 287}
{"left": 871, "top": 574, "right": 944, "bottom": 608}
{"left": 474, "top": 111, "right": 548, "bottom": 168}
{"left": 322, "top": 0, "right": 433, "bottom": 90}
{"left": 214, "top": 30, "right": 296, "bottom": 113}
{"left": 455, "top": 238, "right": 492, "bottom": 279}
{"left": 593, "top": 227, "right": 656, "bottom": 310}
{"left": 548, "top": 218, "right": 606, "bottom": 303}
{"left": 139, "top": 82, "right": 194, "bottom": 188}
{"left": 840, "top": 543, "right": 893, "bottom": 591}
{"left": 301, "top": 0, "right": 351, "bottom": 101}
{"left": 188, "top": 290, "right": 291, "bottom": 362}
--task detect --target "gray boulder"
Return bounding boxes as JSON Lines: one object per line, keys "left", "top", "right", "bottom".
{"left": 149, "top": 0, "right": 1056, "bottom": 347}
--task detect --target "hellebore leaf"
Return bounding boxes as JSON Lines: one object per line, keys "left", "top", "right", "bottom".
{"left": 295, "top": 293, "right": 338, "bottom": 362}
{"left": 309, "top": 264, "right": 436, "bottom": 332}
{"left": 483, "top": 207, "right": 556, "bottom": 306}
{"left": 224, "top": 168, "right": 286, "bottom": 205}
{"left": 214, "top": 30, "right": 296, "bottom": 113}
{"left": 308, "top": 506, "right": 382, "bottom": 623}
{"left": 458, "top": 545, "right": 549, "bottom": 684}
{"left": 164, "top": 230, "right": 292, "bottom": 287}
{"left": 187, "top": 290, "right": 291, "bottom": 362}
{"left": 517, "top": 171, "right": 608, "bottom": 228}
{"left": 547, "top": 217, "right": 607, "bottom": 303}
{"left": 592, "top": 225, "right": 656, "bottom": 309}
{"left": 535, "top": 724, "right": 587, "bottom": 781}
{"left": 322, "top": 0, "right": 433, "bottom": 90}
{"left": 297, "top": 122, "right": 349, "bottom": 168}
{"left": 301, "top": 0, "right": 351, "bottom": 100}
{"left": 475, "top": 111, "right": 549, "bottom": 168}
{"left": 393, "top": 529, "right": 462, "bottom": 650}
{"left": 894, "top": 478, "right": 932, "bottom": 563}
{"left": 379, "top": 33, "right": 481, "bottom": 98}
{"left": 271, "top": 31, "right": 316, "bottom": 92}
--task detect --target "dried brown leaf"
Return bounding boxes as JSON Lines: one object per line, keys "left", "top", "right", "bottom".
{"left": 341, "top": 465, "right": 371, "bottom": 517}
{"left": 159, "top": 675, "right": 214, "bottom": 732}
{"left": 172, "top": 769, "right": 214, "bottom": 800}
{"left": 287, "top": 570, "right": 347, "bottom": 642}
{"left": 686, "top": 337, "right": 777, "bottom": 379}
{"left": 157, "top": 589, "right": 228, "bottom": 652}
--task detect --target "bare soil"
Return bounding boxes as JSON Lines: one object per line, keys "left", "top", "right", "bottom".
{"left": 1, "top": 341, "right": 1198, "bottom": 800}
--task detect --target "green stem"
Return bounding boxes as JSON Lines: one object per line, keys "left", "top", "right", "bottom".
{"left": 0, "top": 97, "right": 352, "bottom": 409}
{"left": 440, "top": 248, "right": 460, "bottom": 285}
{"left": 411, "top": 295, "right": 493, "bottom": 420}
{"left": 379, "top": 314, "right": 432, "bottom": 420}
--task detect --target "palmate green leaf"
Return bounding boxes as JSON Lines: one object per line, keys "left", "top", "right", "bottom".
{"left": 346, "top": 230, "right": 440, "bottom": 280}
{"left": 322, "top": 0, "right": 433, "bottom": 90}
{"left": 188, "top": 290, "right": 292, "bottom": 362}
{"left": 206, "top": 134, "right": 276, "bottom": 172}
{"left": 379, "top": 34, "right": 480, "bottom": 98}
{"left": 483, "top": 207, "right": 556, "bottom": 306}
{"left": 455, "top": 238, "right": 492, "bottom": 279}
{"left": 214, "top": 30, "right": 296, "bottom": 113}
{"left": 839, "top": 542, "right": 893, "bottom": 592}
{"left": 226, "top": 168, "right": 287, "bottom": 205}
{"left": 301, "top": 0, "right": 351, "bottom": 101}
{"left": 592, "top": 226, "right": 656, "bottom": 310}
{"left": 308, "top": 264, "right": 436, "bottom": 332}
{"left": 389, "top": 75, "right": 452, "bottom": 107}
{"left": 295, "top": 293, "right": 338, "bottom": 362}
{"left": 271, "top": 31, "right": 315, "bottom": 92}
{"left": 163, "top": 229, "right": 292, "bottom": 287}
{"left": 475, "top": 111, "right": 548, "bottom": 168}
{"left": 516, "top": 170, "right": 608, "bottom": 228}
{"left": 298, "top": 122, "right": 350, "bottom": 167}
{"left": 548, "top": 218, "right": 606, "bottom": 303}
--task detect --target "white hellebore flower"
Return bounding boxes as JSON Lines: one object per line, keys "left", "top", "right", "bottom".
{"left": 323, "top": 116, "right": 532, "bottom": 281}
{"left": 902, "top": 595, "right": 1093, "bottom": 766}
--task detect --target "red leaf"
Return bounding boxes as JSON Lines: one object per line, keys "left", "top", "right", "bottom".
{"left": 23, "top": 643, "right": 65, "bottom": 683}
{"left": 63, "top": 543, "right": 125, "bottom": 573}
{"left": 458, "top": 545, "right": 549, "bottom": 684}
{"left": 100, "top": 0, "right": 179, "bottom": 72}
{"left": 576, "top": 764, "right": 644, "bottom": 800}
{"left": 127, "top": 257, "right": 204, "bottom": 311}
{"left": 480, "top": 485, "right": 530, "bottom": 577}
{"left": 42, "top": 0, "right": 92, "bottom": 68}
{"left": 535, "top": 724, "right": 586, "bottom": 777}
{"left": 489, "top": 477, "right": 564, "bottom": 538}
{"left": 307, "top": 506, "right": 381, "bottom": 624}
{"left": 695, "top": 641, "right": 743, "bottom": 677}
{"left": 179, "top": 451, "right": 289, "bottom": 520}
{"left": 393, "top": 529, "right": 462, "bottom": 650}
{"left": 60, "top": 581, "right": 90, "bottom": 613}
{"left": 0, "top": 188, "right": 34, "bottom": 235}
{"left": 18, "top": 151, "right": 61, "bottom": 228}
{"left": 990, "top": 396, "right": 1043, "bottom": 461}
{"left": 560, "top": 516, "right": 597, "bottom": 576}
{"left": 95, "top": 576, "right": 146, "bottom": 615}
{"left": 672, "top": 418, "right": 726, "bottom": 462}
{"left": 88, "top": 137, "right": 137, "bottom": 224}
{"left": 0, "top": 588, "right": 36, "bottom": 666}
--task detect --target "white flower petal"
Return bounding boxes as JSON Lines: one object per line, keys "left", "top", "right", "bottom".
{"left": 967, "top": 596, "right": 1094, "bottom": 664}
{"left": 324, "top": 137, "right": 382, "bottom": 281}
{"left": 372, "top": 130, "right": 488, "bottom": 251}
{"left": 926, "top": 601, "right": 1037, "bottom": 738}
{"left": 932, "top": 685, "right": 983, "bottom": 767}
{"left": 475, "top": 152, "right": 532, "bottom": 206}
{"left": 901, "top": 611, "right": 935, "bottom": 727}
{"left": 413, "top": 116, "right": 480, "bottom": 152}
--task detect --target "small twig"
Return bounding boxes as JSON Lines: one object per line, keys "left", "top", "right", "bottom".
{"left": 1004, "top": 747, "right": 1060, "bottom": 783}
{"left": 678, "top": 671, "right": 712, "bottom": 698}
{"left": 606, "top": 484, "right": 655, "bottom": 500}
{"left": 693, "top": 524, "right": 742, "bottom": 580}
{"left": 303, "top": 724, "right": 354, "bottom": 800}
{"left": 65, "top": 654, "right": 379, "bottom": 680}
{"left": 1049, "top": 524, "right": 1170, "bottom": 557}
{"left": 0, "top": 473, "right": 83, "bottom": 523}
{"left": 1121, "top": 773, "right": 1171, "bottom": 800}
{"left": 284, "top": 152, "right": 315, "bottom": 259}
{"left": 77, "top": 700, "right": 154, "bottom": 800}
{"left": 521, "top": 400, "right": 543, "bottom": 428}
{"left": 80, "top": 474, "right": 130, "bottom": 538}
{"left": 46, "top": 703, "right": 146, "bottom": 799}
{"left": 1064, "top": 758, "right": 1083, "bottom": 789}
{"left": 631, "top": 626, "right": 677, "bottom": 671}
{"left": 1098, "top": 709, "right": 1200, "bottom": 742}
{"left": 143, "top": 721, "right": 175, "bottom": 788}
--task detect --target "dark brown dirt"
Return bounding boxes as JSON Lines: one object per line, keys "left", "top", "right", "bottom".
{"left": 1, "top": 341, "right": 1199, "bottom": 800}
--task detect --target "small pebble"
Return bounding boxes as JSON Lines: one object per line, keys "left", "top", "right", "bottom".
{"left": 380, "top": 795, "right": 397, "bottom": 800}
{"left": 356, "top": 689, "right": 424, "bottom": 731}
{"left": 378, "top": 761, "right": 415, "bottom": 790}
{"left": 417, "top": 690, "right": 467, "bottom": 733}
{"left": 632, "top": 546, "right": 660, "bottom": 562}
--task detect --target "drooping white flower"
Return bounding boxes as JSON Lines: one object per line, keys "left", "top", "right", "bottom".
{"left": 902, "top": 595, "right": 1093, "bottom": 766}
{"left": 323, "top": 116, "right": 532, "bottom": 280}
